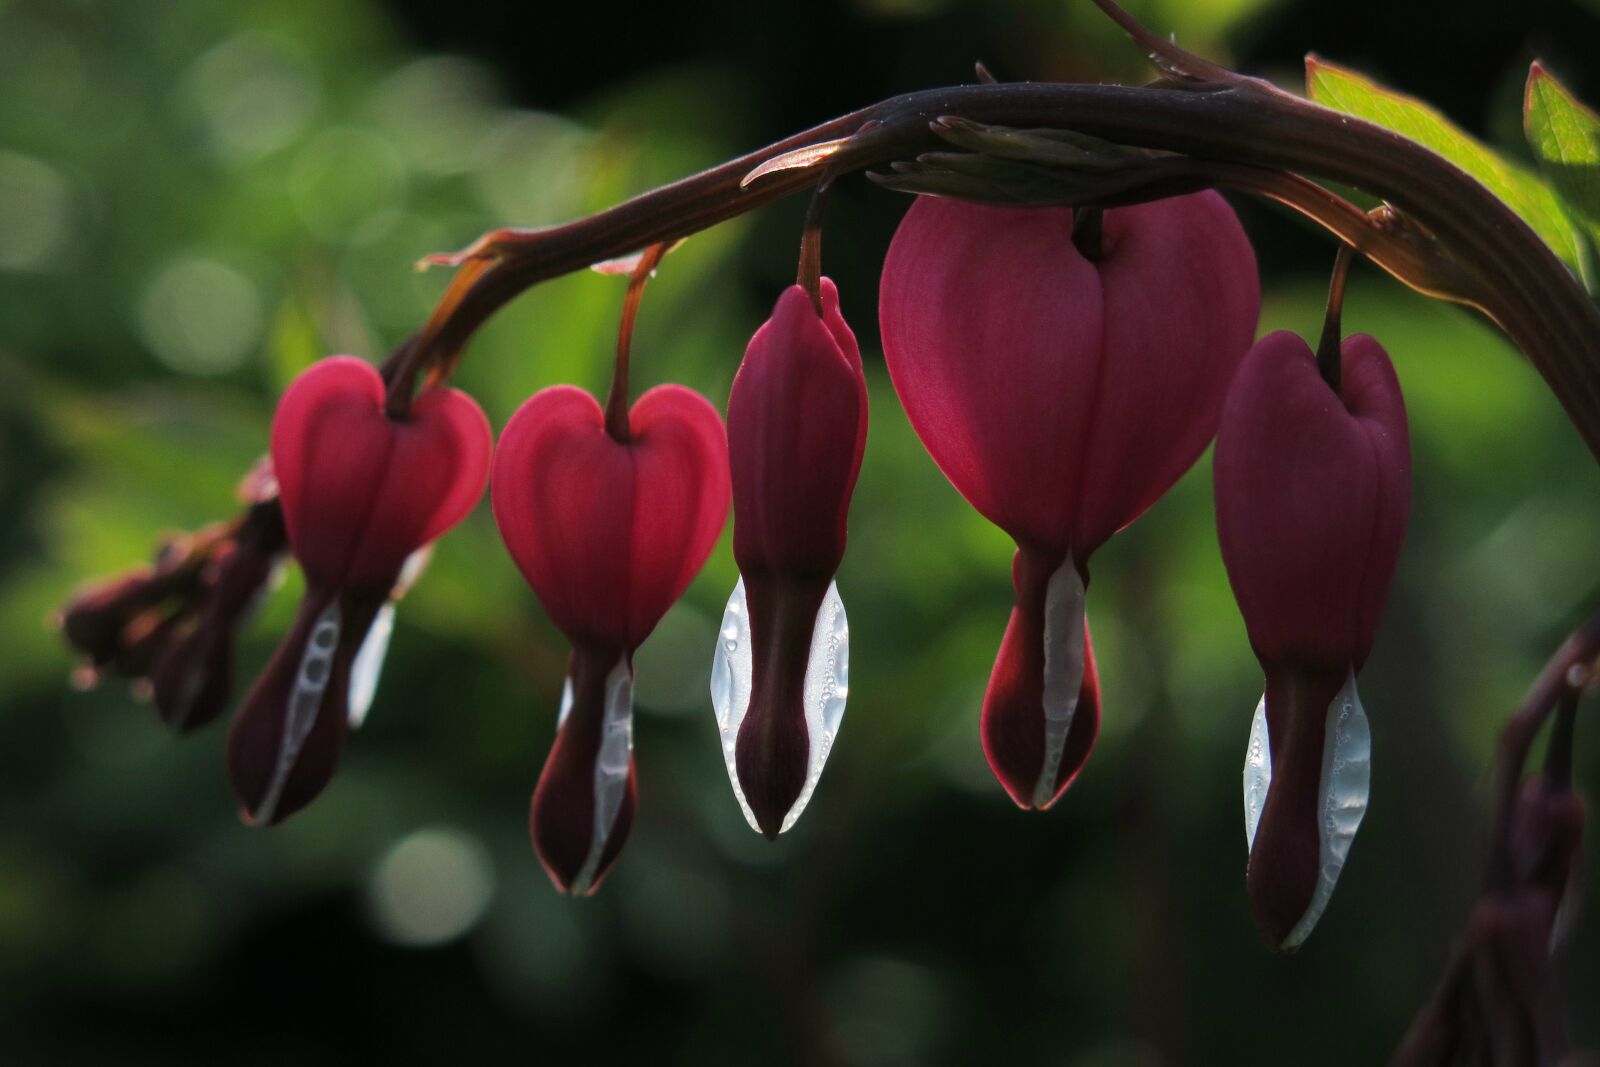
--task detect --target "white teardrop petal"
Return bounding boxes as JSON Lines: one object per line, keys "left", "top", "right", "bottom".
{"left": 709, "top": 576, "right": 850, "bottom": 835}
{"left": 569, "top": 655, "right": 634, "bottom": 895}
{"left": 555, "top": 672, "right": 575, "bottom": 731}
{"left": 783, "top": 579, "right": 849, "bottom": 833}
{"left": 710, "top": 577, "right": 759, "bottom": 832}
{"left": 1242, "top": 692, "right": 1272, "bottom": 849}
{"left": 257, "top": 600, "right": 341, "bottom": 824}
{"left": 1033, "top": 555, "right": 1086, "bottom": 808}
{"left": 1241, "top": 669, "right": 1372, "bottom": 949}
{"left": 392, "top": 546, "right": 433, "bottom": 599}
{"left": 1284, "top": 670, "right": 1372, "bottom": 948}
{"left": 347, "top": 602, "right": 395, "bottom": 729}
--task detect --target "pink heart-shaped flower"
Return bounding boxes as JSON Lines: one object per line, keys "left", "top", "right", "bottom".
{"left": 492, "top": 383, "right": 729, "bottom": 653}
{"left": 1214, "top": 330, "right": 1410, "bottom": 949}
{"left": 879, "top": 192, "right": 1259, "bottom": 561}
{"left": 271, "top": 356, "right": 492, "bottom": 597}
{"left": 229, "top": 356, "right": 492, "bottom": 825}
{"left": 879, "top": 192, "right": 1260, "bottom": 809}
{"left": 493, "top": 382, "right": 729, "bottom": 893}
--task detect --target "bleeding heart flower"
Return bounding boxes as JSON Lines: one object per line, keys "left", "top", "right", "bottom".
{"left": 712, "top": 278, "right": 868, "bottom": 839}
{"left": 879, "top": 192, "right": 1260, "bottom": 809}
{"left": 228, "top": 356, "right": 491, "bottom": 826}
{"left": 1214, "top": 330, "right": 1410, "bottom": 950}
{"left": 493, "top": 383, "right": 729, "bottom": 893}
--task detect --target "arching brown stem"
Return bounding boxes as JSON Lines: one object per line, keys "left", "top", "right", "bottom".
{"left": 401, "top": 73, "right": 1600, "bottom": 461}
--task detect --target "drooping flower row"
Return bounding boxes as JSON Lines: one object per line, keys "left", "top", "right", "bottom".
{"left": 61, "top": 189, "right": 1410, "bottom": 946}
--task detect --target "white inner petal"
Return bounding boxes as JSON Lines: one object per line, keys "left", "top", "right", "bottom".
{"left": 347, "top": 602, "right": 395, "bottom": 729}
{"left": 392, "top": 546, "right": 433, "bottom": 598}
{"left": 1032, "top": 555, "right": 1086, "bottom": 808}
{"left": 709, "top": 576, "right": 850, "bottom": 835}
{"left": 1242, "top": 692, "right": 1272, "bottom": 849}
{"left": 344, "top": 548, "right": 430, "bottom": 731}
{"left": 568, "top": 655, "right": 634, "bottom": 895}
{"left": 555, "top": 672, "right": 575, "bottom": 730}
{"left": 257, "top": 599, "right": 341, "bottom": 824}
{"left": 1240, "top": 669, "right": 1372, "bottom": 949}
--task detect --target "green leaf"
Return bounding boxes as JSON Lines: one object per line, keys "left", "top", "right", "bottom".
{"left": 1525, "top": 63, "right": 1600, "bottom": 257}
{"left": 1306, "top": 55, "right": 1585, "bottom": 273}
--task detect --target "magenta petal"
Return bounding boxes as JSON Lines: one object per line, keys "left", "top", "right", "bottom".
{"left": 1072, "top": 193, "right": 1261, "bottom": 555}
{"left": 627, "top": 386, "right": 735, "bottom": 644}
{"left": 879, "top": 199, "right": 1103, "bottom": 550}
{"left": 529, "top": 646, "right": 638, "bottom": 895}
{"left": 1214, "top": 332, "right": 1411, "bottom": 671}
{"left": 729, "top": 279, "right": 868, "bottom": 576}
{"left": 879, "top": 193, "right": 1258, "bottom": 559}
{"left": 980, "top": 548, "right": 1101, "bottom": 809}
{"left": 271, "top": 356, "right": 491, "bottom": 595}
{"left": 492, "top": 384, "right": 729, "bottom": 651}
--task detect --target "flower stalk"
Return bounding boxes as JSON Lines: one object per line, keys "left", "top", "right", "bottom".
{"left": 409, "top": 66, "right": 1600, "bottom": 464}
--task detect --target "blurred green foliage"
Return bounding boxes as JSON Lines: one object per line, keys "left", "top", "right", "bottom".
{"left": 0, "top": 0, "right": 1597, "bottom": 1063}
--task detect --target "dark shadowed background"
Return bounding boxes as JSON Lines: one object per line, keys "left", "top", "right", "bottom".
{"left": 1, "top": 0, "right": 1598, "bottom": 1063}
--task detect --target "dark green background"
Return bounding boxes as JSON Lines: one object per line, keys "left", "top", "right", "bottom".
{"left": 1, "top": 0, "right": 1597, "bottom": 1062}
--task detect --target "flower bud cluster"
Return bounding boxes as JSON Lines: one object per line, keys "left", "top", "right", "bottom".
{"left": 61, "top": 476, "right": 287, "bottom": 731}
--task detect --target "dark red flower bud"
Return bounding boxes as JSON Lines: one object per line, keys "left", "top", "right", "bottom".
{"left": 1214, "top": 330, "right": 1410, "bottom": 949}
{"left": 60, "top": 568, "right": 172, "bottom": 671}
{"left": 714, "top": 278, "right": 867, "bottom": 838}
{"left": 879, "top": 193, "right": 1260, "bottom": 808}
{"left": 1510, "top": 777, "right": 1585, "bottom": 941}
{"left": 150, "top": 501, "right": 287, "bottom": 732}
{"left": 493, "top": 383, "right": 729, "bottom": 893}
{"left": 59, "top": 525, "right": 228, "bottom": 687}
{"left": 229, "top": 356, "right": 491, "bottom": 825}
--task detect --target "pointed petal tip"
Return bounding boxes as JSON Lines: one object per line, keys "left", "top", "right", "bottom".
{"left": 736, "top": 755, "right": 803, "bottom": 841}
{"left": 980, "top": 554, "right": 1101, "bottom": 813}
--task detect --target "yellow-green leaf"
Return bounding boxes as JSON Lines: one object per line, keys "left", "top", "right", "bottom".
{"left": 1525, "top": 63, "right": 1600, "bottom": 258}
{"left": 1307, "top": 55, "right": 1584, "bottom": 273}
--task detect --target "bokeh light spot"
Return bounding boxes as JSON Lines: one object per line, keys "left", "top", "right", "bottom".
{"left": 289, "top": 126, "right": 407, "bottom": 242}
{"left": 371, "top": 55, "right": 500, "bottom": 174}
{"left": 136, "top": 255, "right": 264, "bottom": 375}
{"left": 367, "top": 827, "right": 496, "bottom": 948}
{"left": 181, "top": 32, "right": 320, "bottom": 165}
{"left": 0, "top": 151, "right": 72, "bottom": 272}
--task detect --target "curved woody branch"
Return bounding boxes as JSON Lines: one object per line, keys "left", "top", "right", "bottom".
{"left": 401, "top": 44, "right": 1600, "bottom": 462}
